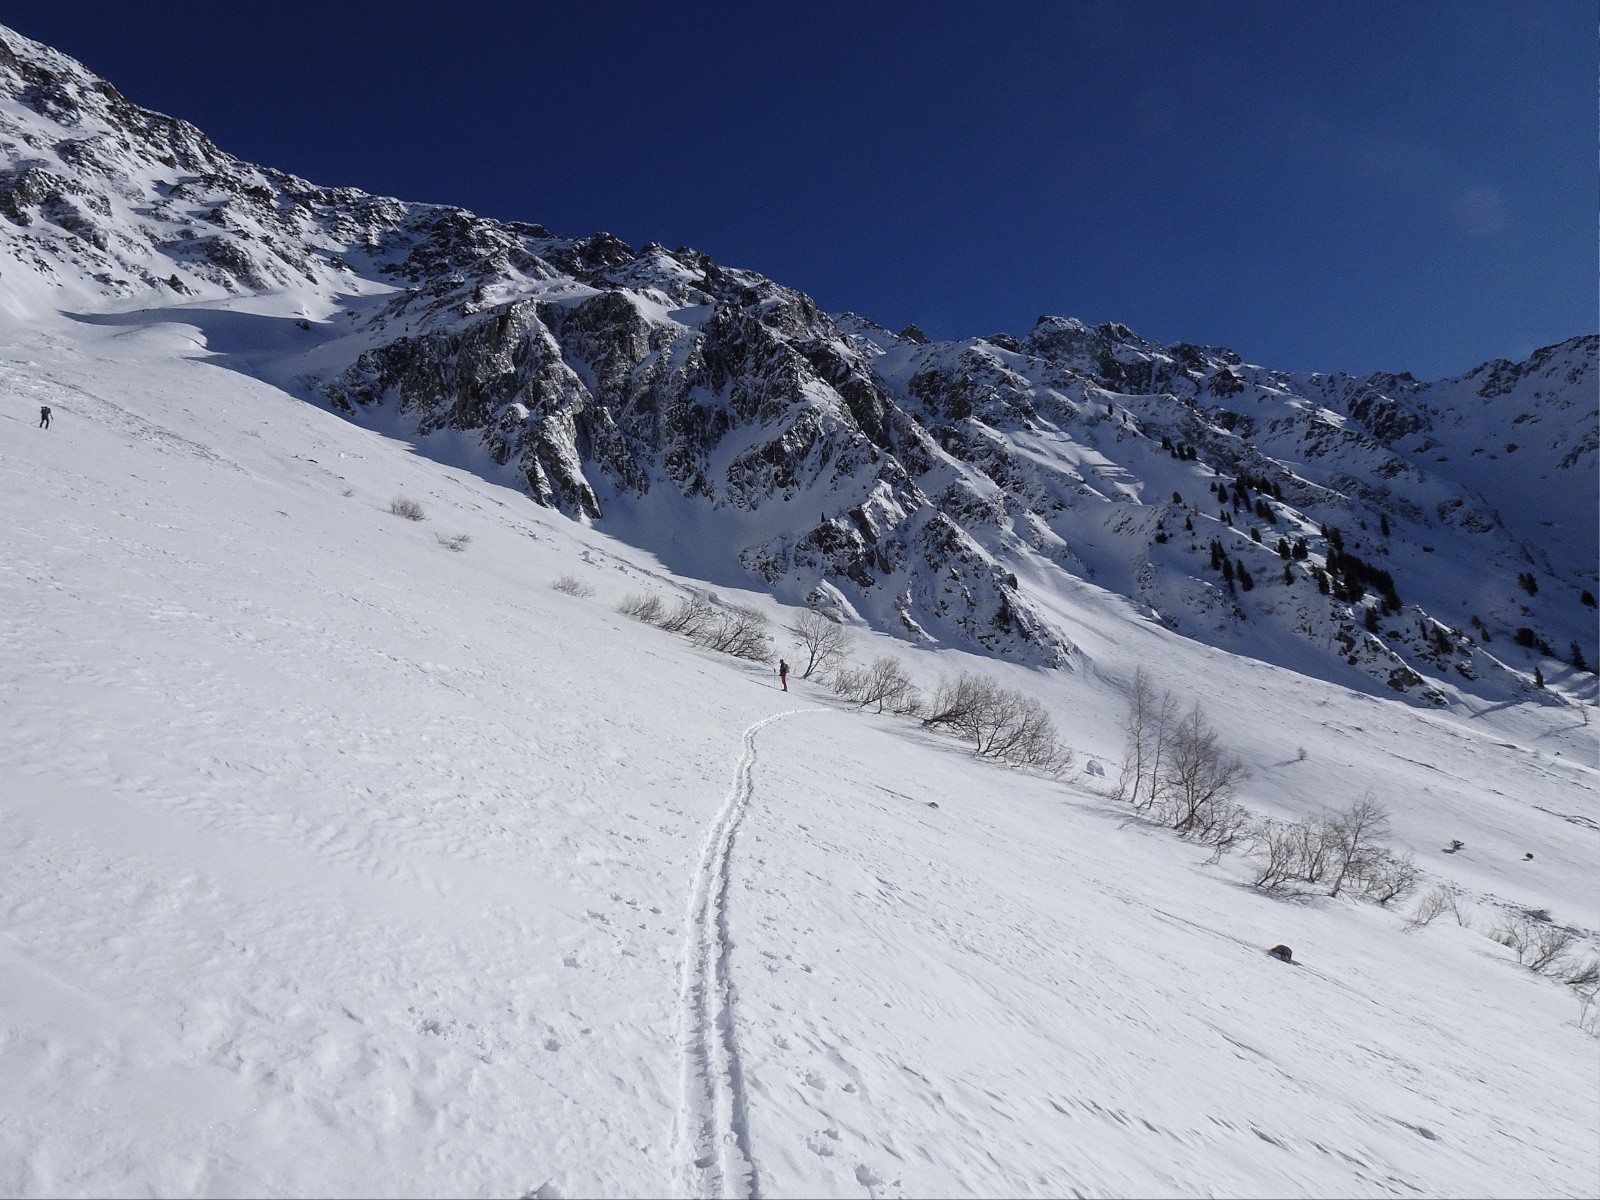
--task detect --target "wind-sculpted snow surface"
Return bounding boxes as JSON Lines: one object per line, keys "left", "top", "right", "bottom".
{"left": 1, "top": 24, "right": 1593, "bottom": 701}
{"left": 1, "top": 206, "right": 1597, "bottom": 1196}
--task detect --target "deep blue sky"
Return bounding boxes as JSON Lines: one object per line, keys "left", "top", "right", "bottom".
{"left": 8, "top": 1, "right": 1593, "bottom": 377}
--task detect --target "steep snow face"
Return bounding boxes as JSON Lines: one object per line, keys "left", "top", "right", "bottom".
{"left": 2, "top": 282, "right": 1597, "bottom": 1200}
{"left": 0, "top": 23, "right": 1594, "bottom": 703}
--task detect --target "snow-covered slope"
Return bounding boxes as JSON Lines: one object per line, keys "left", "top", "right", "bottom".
{"left": 3, "top": 272, "right": 1597, "bottom": 1200}
{"left": 2, "top": 24, "right": 1598, "bottom": 1198}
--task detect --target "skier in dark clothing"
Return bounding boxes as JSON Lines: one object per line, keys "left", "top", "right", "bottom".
{"left": 38, "top": 405, "right": 50, "bottom": 429}
{"left": 778, "top": 658, "right": 789, "bottom": 691}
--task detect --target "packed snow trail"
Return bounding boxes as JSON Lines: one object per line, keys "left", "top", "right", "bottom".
{"left": 675, "top": 708, "right": 829, "bottom": 1200}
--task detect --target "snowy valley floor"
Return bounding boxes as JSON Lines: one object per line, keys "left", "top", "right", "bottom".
{"left": 1, "top": 313, "right": 1597, "bottom": 1198}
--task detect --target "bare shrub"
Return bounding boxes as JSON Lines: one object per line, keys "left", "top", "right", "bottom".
{"left": 1004, "top": 699, "right": 1073, "bottom": 774}
{"left": 1326, "top": 794, "right": 1391, "bottom": 898}
{"left": 1354, "top": 850, "right": 1418, "bottom": 905}
{"left": 1192, "top": 802, "right": 1254, "bottom": 861}
{"left": 696, "top": 606, "right": 772, "bottom": 662}
{"left": 1560, "top": 956, "right": 1600, "bottom": 988}
{"left": 1578, "top": 987, "right": 1600, "bottom": 1037}
{"left": 1159, "top": 705, "right": 1249, "bottom": 835}
{"left": 1492, "top": 916, "right": 1532, "bottom": 961}
{"left": 922, "top": 673, "right": 998, "bottom": 733}
{"left": 389, "top": 495, "right": 426, "bottom": 521}
{"left": 829, "top": 661, "right": 869, "bottom": 704}
{"left": 1488, "top": 915, "right": 1572, "bottom": 970}
{"left": 791, "top": 609, "right": 851, "bottom": 679}
{"left": 1248, "top": 814, "right": 1343, "bottom": 893}
{"left": 1294, "top": 745, "right": 1308, "bottom": 762}
{"left": 1289, "top": 816, "right": 1339, "bottom": 888}
{"left": 924, "top": 672, "right": 1070, "bottom": 772}
{"left": 550, "top": 574, "right": 594, "bottom": 596}
{"left": 657, "top": 594, "right": 716, "bottom": 637}
{"left": 1251, "top": 822, "right": 1292, "bottom": 889}
{"left": 838, "top": 656, "right": 918, "bottom": 714}
{"left": 434, "top": 532, "right": 472, "bottom": 552}
{"left": 1406, "top": 885, "right": 1461, "bottom": 930}
{"left": 1116, "top": 668, "right": 1177, "bottom": 811}
{"left": 617, "top": 593, "right": 665, "bottom": 624}
{"left": 889, "top": 684, "right": 926, "bottom": 718}
{"left": 1524, "top": 924, "right": 1576, "bottom": 973}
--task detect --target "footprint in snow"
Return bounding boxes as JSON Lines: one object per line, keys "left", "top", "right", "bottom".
{"left": 805, "top": 1132, "right": 835, "bottom": 1158}
{"left": 855, "top": 1163, "right": 887, "bottom": 1191}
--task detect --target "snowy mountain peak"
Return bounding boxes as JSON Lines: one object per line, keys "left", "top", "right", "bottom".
{"left": 0, "top": 22, "right": 1594, "bottom": 702}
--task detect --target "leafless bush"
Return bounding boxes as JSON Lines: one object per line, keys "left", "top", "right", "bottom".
{"left": 1578, "top": 987, "right": 1600, "bottom": 1037}
{"left": 790, "top": 609, "right": 852, "bottom": 679}
{"left": 1525, "top": 924, "right": 1576, "bottom": 973}
{"left": 1490, "top": 915, "right": 1573, "bottom": 970}
{"left": 1245, "top": 814, "right": 1338, "bottom": 893}
{"left": 1326, "top": 794, "right": 1391, "bottom": 898}
{"left": 389, "top": 495, "right": 426, "bottom": 521}
{"left": 1191, "top": 802, "right": 1254, "bottom": 861}
{"left": 1159, "top": 705, "right": 1249, "bottom": 835}
{"left": 833, "top": 656, "right": 919, "bottom": 714}
{"left": 1289, "top": 816, "right": 1339, "bottom": 888}
{"left": 1406, "top": 885, "right": 1462, "bottom": 930}
{"left": 1492, "top": 916, "right": 1532, "bottom": 960}
{"left": 1115, "top": 668, "right": 1177, "bottom": 811}
{"left": 923, "top": 672, "right": 1070, "bottom": 773}
{"left": 550, "top": 574, "right": 593, "bottom": 596}
{"left": 979, "top": 691, "right": 1070, "bottom": 773}
{"left": 1247, "top": 804, "right": 1413, "bottom": 903}
{"left": 888, "top": 683, "right": 926, "bottom": 718}
{"left": 1294, "top": 745, "right": 1308, "bottom": 762}
{"left": 695, "top": 605, "right": 772, "bottom": 662}
{"left": 616, "top": 592, "right": 665, "bottom": 624}
{"left": 1353, "top": 850, "right": 1418, "bottom": 905}
{"left": 923, "top": 673, "right": 1000, "bottom": 733}
{"left": 1250, "top": 821, "right": 1305, "bottom": 890}
{"left": 434, "top": 532, "right": 471, "bottom": 552}
{"left": 657, "top": 594, "right": 716, "bottom": 637}
{"left": 829, "top": 661, "right": 868, "bottom": 702}
{"left": 1560, "top": 956, "right": 1600, "bottom": 988}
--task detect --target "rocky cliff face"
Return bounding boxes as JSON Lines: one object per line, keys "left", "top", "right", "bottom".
{"left": 2, "top": 23, "right": 1594, "bottom": 700}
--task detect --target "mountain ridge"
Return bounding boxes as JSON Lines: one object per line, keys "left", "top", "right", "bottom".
{"left": 1, "top": 22, "right": 1593, "bottom": 706}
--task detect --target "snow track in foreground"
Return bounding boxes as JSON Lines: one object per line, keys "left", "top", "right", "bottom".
{"left": 675, "top": 708, "right": 827, "bottom": 1200}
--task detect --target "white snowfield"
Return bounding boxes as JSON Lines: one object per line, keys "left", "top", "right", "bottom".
{"left": 1, "top": 307, "right": 1597, "bottom": 1199}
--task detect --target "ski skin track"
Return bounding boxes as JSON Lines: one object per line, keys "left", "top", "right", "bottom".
{"left": 674, "top": 708, "right": 827, "bottom": 1200}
